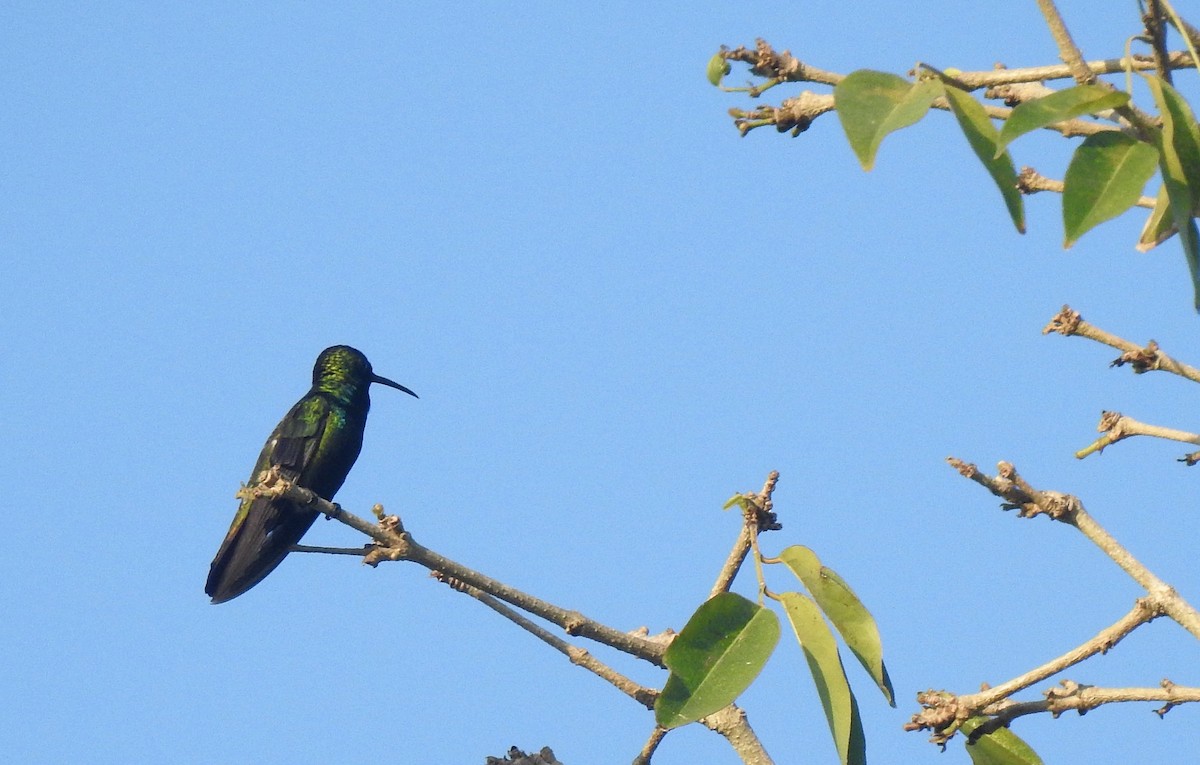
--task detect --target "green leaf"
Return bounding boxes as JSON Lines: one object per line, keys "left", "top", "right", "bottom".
{"left": 655, "top": 592, "right": 781, "bottom": 729}
{"left": 723, "top": 494, "right": 747, "bottom": 511}
{"left": 960, "top": 717, "right": 1044, "bottom": 765}
{"left": 1178, "top": 218, "right": 1200, "bottom": 310}
{"left": 706, "top": 53, "right": 731, "bottom": 87}
{"left": 995, "top": 85, "right": 1130, "bottom": 157}
{"left": 1062, "top": 131, "right": 1158, "bottom": 247}
{"left": 834, "top": 70, "right": 941, "bottom": 171}
{"left": 942, "top": 84, "right": 1026, "bottom": 233}
{"left": 1145, "top": 74, "right": 1200, "bottom": 309}
{"left": 778, "top": 546, "right": 894, "bottom": 705}
{"left": 1137, "top": 184, "right": 1177, "bottom": 252}
{"left": 1146, "top": 75, "right": 1200, "bottom": 190}
{"left": 780, "top": 592, "right": 866, "bottom": 765}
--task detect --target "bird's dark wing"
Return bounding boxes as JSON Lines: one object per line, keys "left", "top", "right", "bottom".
{"left": 204, "top": 395, "right": 331, "bottom": 603}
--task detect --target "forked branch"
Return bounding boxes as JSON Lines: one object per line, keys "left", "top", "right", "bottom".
{"left": 718, "top": 38, "right": 1193, "bottom": 138}
{"left": 909, "top": 459, "right": 1200, "bottom": 744}
{"left": 243, "top": 466, "right": 667, "bottom": 665}
{"left": 253, "top": 467, "right": 780, "bottom": 764}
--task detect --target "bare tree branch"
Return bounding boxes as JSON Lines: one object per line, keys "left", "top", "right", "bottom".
{"left": 909, "top": 678, "right": 1200, "bottom": 743}
{"left": 719, "top": 34, "right": 1189, "bottom": 139}
{"left": 1043, "top": 305, "right": 1200, "bottom": 384}
{"left": 241, "top": 467, "right": 668, "bottom": 666}
{"left": 721, "top": 39, "right": 1192, "bottom": 91}
{"left": 433, "top": 572, "right": 659, "bottom": 709}
{"left": 945, "top": 459, "right": 1200, "bottom": 637}
{"left": 710, "top": 471, "right": 780, "bottom": 598}
{"left": 911, "top": 459, "right": 1200, "bottom": 744}
{"left": 1075, "top": 410, "right": 1200, "bottom": 459}
{"left": 632, "top": 727, "right": 668, "bottom": 765}
{"left": 1036, "top": 0, "right": 1095, "bottom": 84}
{"left": 956, "top": 600, "right": 1159, "bottom": 712}
{"left": 1145, "top": 0, "right": 1175, "bottom": 84}
{"left": 1018, "top": 168, "right": 1157, "bottom": 208}
{"left": 249, "top": 468, "right": 783, "bottom": 764}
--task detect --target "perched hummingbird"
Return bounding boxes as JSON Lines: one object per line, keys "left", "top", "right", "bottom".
{"left": 205, "top": 345, "right": 417, "bottom": 604}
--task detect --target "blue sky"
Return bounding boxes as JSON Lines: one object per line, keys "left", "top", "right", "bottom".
{"left": 3, "top": 2, "right": 1198, "bottom": 763}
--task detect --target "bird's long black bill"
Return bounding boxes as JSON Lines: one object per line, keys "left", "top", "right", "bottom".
{"left": 372, "top": 373, "right": 418, "bottom": 398}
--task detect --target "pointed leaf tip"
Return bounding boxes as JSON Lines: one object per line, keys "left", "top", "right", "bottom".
{"left": 1137, "top": 185, "right": 1177, "bottom": 252}
{"left": 780, "top": 592, "right": 866, "bottom": 765}
{"left": 834, "top": 70, "right": 941, "bottom": 171}
{"left": 1062, "top": 132, "right": 1157, "bottom": 247}
{"left": 942, "top": 85, "right": 1025, "bottom": 233}
{"left": 778, "top": 546, "right": 894, "bottom": 705}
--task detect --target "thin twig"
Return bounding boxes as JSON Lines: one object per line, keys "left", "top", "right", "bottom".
{"left": 1043, "top": 305, "right": 1200, "bottom": 385}
{"left": 399, "top": 532, "right": 668, "bottom": 664}
{"left": 914, "top": 460, "right": 1200, "bottom": 744}
{"left": 1037, "top": 0, "right": 1095, "bottom": 84}
{"left": 729, "top": 86, "right": 1118, "bottom": 139}
{"left": 246, "top": 468, "right": 667, "bottom": 666}
{"left": 1146, "top": 0, "right": 1175, "bottom": 84}
{"left": 709, "top": 471, "right": 781, "bottom": 598}
{"left": 440, "top": 582, "right": 774, "bottom": 765}
{"left": 1018, "top": 168, "right": 1157, "bottom": 208}
{"left": 250, "top": 471, "right": 781, "bottom": 762}
{"left": 994, "top": 678, "right": 1200, "bottom": 721}
{"left": 961, "top": 600, "right": 1160, "bottom": 711}
{"left": 946, "top": 460, "right": 1200, "bottom": 639}
{"left": 944, "top": 52, "right": 1192, "bottom": 88}
{"left": 632, "top": 728, "right": 667, "bottom": 765}
{"left": 905, "top": 600, "right": 1156, "bottom": 742}
{"left": 710, "top": 525, "right": 754, "bottom": 596}
{"left": 1075, "top": 410, "right": 1200, "bottom": 459}
{"left": 292, "top": 544, "right": 372, "bottom": 556}
{"left": 433, "top": 572, "right": 658, "bottom": 709}
{"left": 1033, "top": 3, "right": 1159, "bottom": 134}
{"left": 721, "top": 40, "right": 844, "bottom": 86}
{"left": 720, "top": 38, "right": 1182, "bottom": 138}
{"left": 909, "top": 678, "right": 1200, "bottom": 743}
{"left": 721, "top": 39, "right": 1193, "bottom": 90}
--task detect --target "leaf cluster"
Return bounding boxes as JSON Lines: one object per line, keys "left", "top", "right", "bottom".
{"left": 654, "top": 504, "right": 894, "bottom": 765}
{"left": 707, "top": 18, "right": 1200, "bottom": 309}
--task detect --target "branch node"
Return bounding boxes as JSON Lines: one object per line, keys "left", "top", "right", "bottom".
{"left": 1111, "top": 340, "right": 1162, "bottom": 373}
{"left": 362, "top": 543, "right": 403, "bottom": 567}
{"left": 726, "top": 38, "right": 806, "bottom": 81}
{"left": 1155, "top": 678, "right": 1180, "bottom": 717}
{"left": 950, "top": 459, "right": 1083, "bottom": 521}
{"left": 904, "top": 690, "right": 966, "bottom": 746}
{"left": 378, "top": 509, "right": 405, "bottom": 535}
{"left": 1043, "top": 305, "right": 1082, "bottom": 336}
{"left": 946, "top": 456, "right": 977, "bottom": 478}
{"left": 746, "top": 470, "right": 783, "bottom": 532}
{"left": 563, "top": 611, "right": 587, "bottom": 636}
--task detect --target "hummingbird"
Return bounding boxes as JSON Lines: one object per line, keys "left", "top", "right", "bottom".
{"left": 205, "top": 345, "right": 417, "bottom": 604}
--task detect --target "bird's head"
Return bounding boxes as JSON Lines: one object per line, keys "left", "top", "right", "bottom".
{"left": 313, "top": 345, "right": 418, "bottom": 402}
